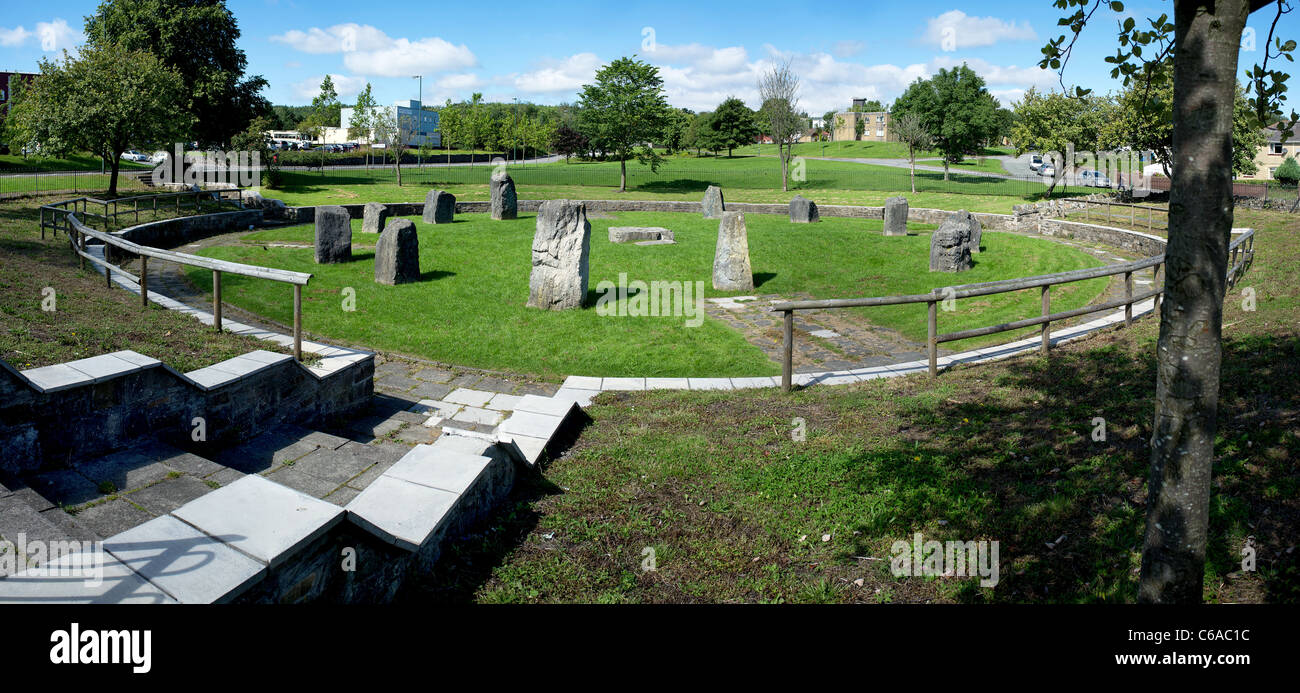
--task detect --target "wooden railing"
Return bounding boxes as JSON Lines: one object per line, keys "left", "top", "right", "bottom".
{"left": 38, "top": 189, "right": 249, "bottom": 239}
{"left": 44, "top": 194, "right": 313, "bottom": 360}
{"left": 1071, "top": 198, "right": 1169, "bottom": 232}
{"left": 771, "top": 229, "right": 1255, "bottom": 391}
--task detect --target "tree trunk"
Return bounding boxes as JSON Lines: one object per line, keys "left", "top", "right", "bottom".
{"left": 781, "top": 145, "right": 789, "bottom": 192}
{"left": 395, "top": 156, "right": 402, "bottom": 187}
{"left": 943, "top": 159, "right": 950, "bottom": 182}
{"left": 620, "top": 157, "right": 626, "bottom": 193}
{"left": 1137, "top": 0, "right": 1245, "bottom": 604}
{"left": 910, "top": 157, "right": 916, "bottom": 194}
{"left": 108, "top": 155, "right": 121, "bottom": 198}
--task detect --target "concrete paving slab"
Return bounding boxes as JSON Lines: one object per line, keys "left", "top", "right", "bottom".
{"left": 0, "top": 551, "right": 177, "bottom": 604}
{"left": 345, "top": 476, "right": 458, "bottom": 552}
{"left": 444, "top": 388, "right": 495, "bottom": 408}
{"left": 105, "top": 515, "right": 265, "bottom": 604}
{"left": 384, "top": 447, "right": 491, "bottom": 495}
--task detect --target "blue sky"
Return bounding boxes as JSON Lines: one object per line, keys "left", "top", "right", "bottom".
{"left": 2, "top": 1, "right": 1296, "bottom": 114}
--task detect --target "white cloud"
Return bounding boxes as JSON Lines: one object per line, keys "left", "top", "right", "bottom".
{"left": 35, "top": 19, "right": 82, "bottom": 52}
{"left": 0, "top": 26, "right": 33, "bottom": 47}
{"left": 929, "top": 56, "right": 1056, "bottom": 88}
{"left": 511, "top": 53, "right": 602, "bottom": 93}
{"left": 271, "top": 24, "right": 477, "bottom": 77}
{"left": 291, "top": 74, "right": 367, "bottom": 103}
{"left": 922, "top": 10, "right": 1037, "bottom": 49}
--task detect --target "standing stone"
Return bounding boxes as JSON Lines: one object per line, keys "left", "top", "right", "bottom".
{"left": 490, "top": 170, "right": 518, "bottom": 220}
{"left": 422, "top": 190, "right": 455, "bottom": 224}
{"left": 314, "top": 205, "right": 352, "bottom": 264}
{"left": 527, "top": 200, "right": 591, "bottom": 310}
{"left": 883, "top": 196, "right": 909, "bottom": 236}
{"left": 362, "top": 202, "right": 390, "bottom": 234}
{"left": 374, "top": 219, "right": 421, "bottom": 285}
{"left": 263, "top": 198, "right": 287, "bottom": 220}
{"left": 712, "top": 212, "right": 754, "bottom": 291}
{"left": 789, "top": 195, "right": 820, "bottom": 223}
{"left": 702, "top": 185, "right": 725, "bottom": 219}
{"left": 929, "top": 217, "right": 973, "bottom": 273}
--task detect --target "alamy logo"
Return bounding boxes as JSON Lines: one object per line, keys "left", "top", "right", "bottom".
{"left": 891, "top": 532, "right": 1000, "bottom": 587}
{"left": 152, "top": 143, "right": 261, "bottom": 189}
{"left": 595, "top": 274, "right": 706, "bottom": 327}
{"left": 50, "top": 623, "right": 152, "bottom": 674}
{"left": 0, "top": 534, "right": 104, "bottom": 586}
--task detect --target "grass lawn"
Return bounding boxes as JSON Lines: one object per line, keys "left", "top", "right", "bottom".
{"left": 184, "top": 211, "right": 1107, "bottom": 379}
{"left": 739, "top": 141, "right": 1014, "bottom": 160}
{"left": 400, "top": 208, "right": 1298, "bottom": 604}
{"left": 0, "top": 195, "right": 296, "bottom": 372}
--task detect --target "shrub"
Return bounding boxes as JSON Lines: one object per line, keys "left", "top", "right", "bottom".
{"left": 1274, "top": 155, "right": 1300, "bottom": 187}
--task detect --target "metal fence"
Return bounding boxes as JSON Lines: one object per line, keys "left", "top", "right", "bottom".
{"left": 0, "top": 167, "right": 150, "bottom": 198}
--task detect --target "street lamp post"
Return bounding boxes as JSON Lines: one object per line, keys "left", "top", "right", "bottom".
{"left": 513, "top": 97, "right": 519, "bottom": 165}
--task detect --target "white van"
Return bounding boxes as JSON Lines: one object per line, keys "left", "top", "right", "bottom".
{"left": 1029, "top": 154, "right": 1044, "bottom": 171}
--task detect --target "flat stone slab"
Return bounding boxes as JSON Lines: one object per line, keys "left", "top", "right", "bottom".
{"left": 609, "top": 226, "right": 674, "bottom": 243}
{"left": 345, "top": 476, "right": 458, "bottom": 552}
{"left": 513, "top": 394, "right": 581, "bottom": 419}
{"left": 105, "top": 515, "right": 265, "bottom": 604}
{"left": 444, "top": 388, "right": 495, "bottom": 408}
{"left": 384, "top": 446, "right": 491, "bottom": 495}
{"left": 0, "top": 551, "right": 178, "bottom": 604}
{"left": 172, "top": 475, "right": 344, "bottom": 569}
{"left": 451, "top": 406, "right": 505, "bottom": 426}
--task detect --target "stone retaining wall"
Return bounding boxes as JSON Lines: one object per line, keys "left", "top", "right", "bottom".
{"left": 105, "top": 209, "right": 264, "bottom": 262}
{"left": 0, "top": 351, "right": 373, "bottom": 475}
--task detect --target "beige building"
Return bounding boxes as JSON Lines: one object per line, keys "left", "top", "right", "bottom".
{"left": 832, "top": 111, "right": 892, "bottom": 142}
{"left": 1238, "top": 124, "right": 1294, "bottom": 180}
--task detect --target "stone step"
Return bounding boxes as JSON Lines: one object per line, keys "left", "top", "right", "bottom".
{"left": 345, "top": 438, "right": 506, "bottom": 554}
{"left": 493, "top": 395, "right": 586, "bottom": 467}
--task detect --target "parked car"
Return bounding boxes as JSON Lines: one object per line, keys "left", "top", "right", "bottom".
{"left": 1079, "top": 169, "right": 1112, "bottom": 187}
{"left": 1039, "top": 164, "right": 1056, "bottom": 178}
{"left": 121, "top": 150, "right": 150, "bottom": 163}
{"left": 1029, "top": 154, "right": 1043, "bottom": 171}
{"left": 149, "top": 151, "right": 168, "bottom": 164}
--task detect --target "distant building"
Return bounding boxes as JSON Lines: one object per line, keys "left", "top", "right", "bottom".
{"left": 1238, "top": 123, "right": 1294, "bottom": 181}
{"left": 0, "top": 71, "right": 38, "bottom": 108}
{"left": 338, "top": 100, "right": 440, "bottom": 148}
{"left": 834, "top": 110, "right": 891, "bottom": 142}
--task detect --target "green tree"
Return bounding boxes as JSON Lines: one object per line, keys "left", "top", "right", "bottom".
{"left": 349, "top": 82, "right": 378, "bottom": 168}
{"left": 577, "top": 56, "right": 671, "bottom": 192}
{"left": 8, "top": 43, "right": 190, "bottom": 197}
{"left": 758, "top": 58, "right": 805, "bottom": 192}
{"left": 1274, "top": 155, "right": 1300, "bottom": 187}
{"left": 231, "top": 115, "right": 279, "bottom": 188}
{"left": 297, "top": 75, "right": 338, "bottom": 171}
{"left": 822, "top": 110, "right": 838, "bottom": 142}
{"left": 85, "top": 0, "right": 269, "bottom": 148}
{"left": 438, "top": 100, "right": 460, "bottom": 164}
{"left": 1040, "top": 0, "right": 1296, "bottom": 604}
{"left": 1100, "top": 60, "right": 1268, "bottom": 179}
{"left": 850, "top": 99, "right": 885, "bottom": 112}
{"left": 708, "top": 97, "right": 761, "bottom": 157}
{"left": 1011, "top": 87, "right": 1110, "bottom": 194}
{"left": 661, "top": 108, "right": 693, "bottom": 153}
{"left": 890, "top": 111, "right": 933, "bottom": 193}
{"left": 853, "top": 115, "right": 865, "bottom": 140}
{"left": 892, "top": 64, "right": 999, "bottom": 181}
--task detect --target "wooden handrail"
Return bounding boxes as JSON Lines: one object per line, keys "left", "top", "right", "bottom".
{"left": 775, "top": 228, "right": 1256, "bottom": 391}
{"left": 55, "top": 198, "right": 312, "bottom": 361}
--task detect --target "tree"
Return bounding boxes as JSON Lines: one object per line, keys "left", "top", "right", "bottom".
{"left": 231, "top": 115, "right": 279, "bottom": 188}
{"left": 850, "top": 99, "right": 885, "bottom": 112}
{"left": 890, "top": 112, "right": 932, "bottom": 193}
{"left": 8, "top": 43, "right": 189, "bottom": 197}
{"left": 85, "top": 0, "right": 269, "bottom": 148}
{"left": 577, "top": 57, "right": 672, "bottom": 193}
{"left": 1011, "top": 87, "right": 1110, "bottom": 194}
{"left": 552, "top": 125, "right": 589, "bottom": 162}
{"left": 892, "top": 65, "right": 999, "bottom": 181}
{"left": 1041, "top": 0, "right": 1296, "bottom": 604}
{"left": 854, "top": 116, "right": 866, "bottom": 141}
{"left": 438, "top": 100, "right": 461, "bottom": 165}
{"left": 661, "top": 108, "right": 693, "bottom": 153}
{"left": 1100, "top": 60, "right": 1270, "bottom": 179}
{"left": 708, "top": 97, "right": 761, "bottom": 157}
{"left": 758, "top": 59, "right": 805, "bottom": 192}
{"left": 1275, "top": 155, "right": 1300, "bottom": 186}
{"left": 297, "top": 75, "right": 338, "bottom": 171}
{"left": 349, "top": 83, "right": 378, "bottom": 168}
{"left": 822, "top": 110, "right": 838, "bottom": 142}
{"left": 372, "top": 107, "right": 412, "bottom": 186}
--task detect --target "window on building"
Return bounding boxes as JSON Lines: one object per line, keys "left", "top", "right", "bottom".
{"left": 1270, "top": 167, "right": 1279, "bottom": 177}
{"left": 876, "top": 129, "right": 884, "bottom": 137}
{"left": 1272, "top": 143, "right": 1285, "bottom": 155}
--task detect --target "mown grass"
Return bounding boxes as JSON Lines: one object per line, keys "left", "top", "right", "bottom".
{"left": 267, "top": 154, "right": 1062, "bottom": 209}
{"left": 184, "top": 211, "right": 1107, "bottom": 378}
{"left": 402, "top": 208, "right": 1299, "bottom": 604}
{"left": 0, "top": 194, "right": 294, "bottom": 371}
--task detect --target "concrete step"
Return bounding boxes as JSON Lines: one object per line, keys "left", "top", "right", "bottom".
{"left": 493, "top": 395, "right": 587, "bottom": 467}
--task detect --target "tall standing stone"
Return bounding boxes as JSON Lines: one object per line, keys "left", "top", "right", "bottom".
{"left": 314, "top": 205, "right": 352, "bottom": 264}
{"left": 702, "top": 185, "right": 725, "bottom": 219}
{"left": 374, "top": 219, "right": 421, "bottom": 285}
{"left": 929, "top": 217, "right": 973, "bottom": 273}
{"left": 789, "top": 195, "right": 820, "bottom": 223}
{"left": 490, "top": 170, "right": 518, "bottom": 220}
{"left": 527, "top": 200, "right": 591, "bottom": 311}
{"left": 422, "top": 190, "right": 455, "bottom": 224}
{"left": 712, "top": 212, "right": 754, "bottom": 291}
{"left": 361, "top": 202, "right": 390, "bottom": 234}
{"left": 883, "top": 196, "right": 909, "bottom": 236}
